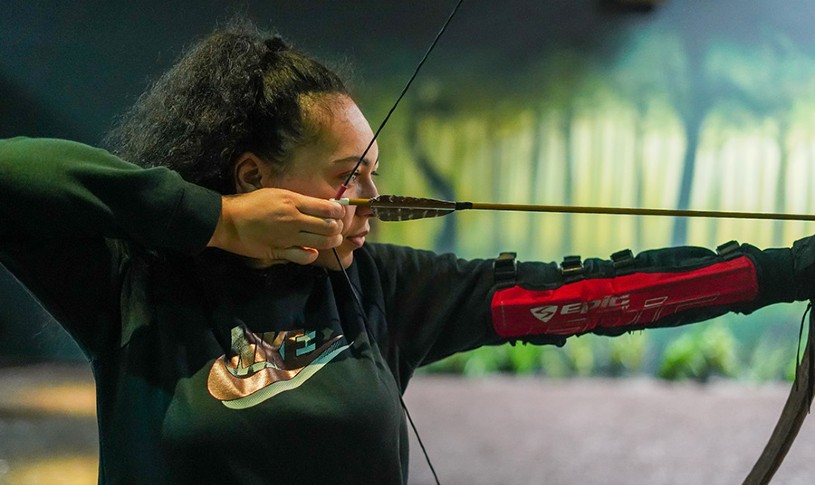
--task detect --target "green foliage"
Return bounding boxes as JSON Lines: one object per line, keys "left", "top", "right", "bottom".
{"left": 608, "top": 332, "right": 647, "bottom": 376}
{"left": 562, "top": 337, "right": 595, "bottom": 376}
{"left": 417, "top": 333, "right": 644, "bottom": 379}
{"left": 419, "top": 305, "right": 810, "bottom": 383}
{"left": 422, "top": 345, "right": 508, "bottom": 376}
{"left": 505, "top": 343, "right": 543, "bottom": 374}
{"left": 745, "top": 335, "right": 797, "bottom": 381}
{"left": 658, "top": 324, "right": 739, "bottom": 381}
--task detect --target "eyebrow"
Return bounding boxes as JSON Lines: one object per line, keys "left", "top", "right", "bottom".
{"left": 332, "top": 156, "right": 379, "bottom": 167}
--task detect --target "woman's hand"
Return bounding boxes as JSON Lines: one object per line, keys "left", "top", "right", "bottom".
{"left": 207, "top": 188, "right": 345, "bottom": 266}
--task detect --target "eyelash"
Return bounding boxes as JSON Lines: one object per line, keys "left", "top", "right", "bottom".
{"left": 347, "top": 170, "right": 379, "bottom": 181}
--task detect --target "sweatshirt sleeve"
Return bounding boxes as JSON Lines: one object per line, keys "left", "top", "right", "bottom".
{"left": 365, "top": 237, "right": 815, "bottom": 375}
{"left": 0, "top": 137, "right": 221, "bottom": 252}
{"left": 362, "top": 243, "right": 509, "bottom": 371}
{"left": 0, "top": 137, "right": 222, "bottom": 357}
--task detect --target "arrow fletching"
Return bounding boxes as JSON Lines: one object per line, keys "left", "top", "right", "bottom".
{"left": 344, "top": 195, "right": 457, "bottom": 221}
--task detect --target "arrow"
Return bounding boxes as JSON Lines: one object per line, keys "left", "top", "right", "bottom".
{"left": 338, "top": 195, "right": 815, "bottom": 222}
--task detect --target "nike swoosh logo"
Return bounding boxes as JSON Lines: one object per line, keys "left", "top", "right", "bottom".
{"left": 207, "top": 328, "right": 350, "bottom": 409}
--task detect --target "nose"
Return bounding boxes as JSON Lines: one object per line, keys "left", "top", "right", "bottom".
{"left": 358, "top": 177, "right": 378, "bottom": 199}
{"left": 354, "top": 178, "right": 378, "bottom": 217}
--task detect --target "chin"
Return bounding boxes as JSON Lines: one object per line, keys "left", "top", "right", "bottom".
{"left": 314, "top": 248, "right": 354, "bottom": 271}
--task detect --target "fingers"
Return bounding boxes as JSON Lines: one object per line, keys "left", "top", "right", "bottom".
{"left": 293, "top": 230, "right": 343, "bottom": 251}
{"left": 211, "top": 189, "right": 350, "bottom": 263}
{"left": 297, "top": 213, "right": 344, "bottom": 237}
{"left": 289, "top": 193, "right": 345, "bottom": 246}
{"left": 295, "top": 199, "right": 345, "bottom": 238}
{"left": 273, "top": 247, "right": 320, "bottom": 266}
{"left": 296, "top": 196, "right": 346, "bottom": 220}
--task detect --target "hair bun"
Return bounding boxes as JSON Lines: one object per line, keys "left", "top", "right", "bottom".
{"left": 264, "top": 36, "right": 287, "bottom": 53}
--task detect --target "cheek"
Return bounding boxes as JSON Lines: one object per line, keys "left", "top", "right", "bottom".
{"left": 273, "top": 181, "right": 335, "bottom": 200}
{"left": 341, "top": 208, "right": 356, "bottom": 233}
{"left": 270, "top": 168, "right": 336, "bottom": 199}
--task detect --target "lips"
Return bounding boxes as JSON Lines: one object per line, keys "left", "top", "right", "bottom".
{"left": 346, "top": 231, "right": 368, "bottom": 249}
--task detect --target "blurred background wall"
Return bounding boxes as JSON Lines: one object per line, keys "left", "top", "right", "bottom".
{"left": 2, "top": 0, "right": 815, "bottom": 378}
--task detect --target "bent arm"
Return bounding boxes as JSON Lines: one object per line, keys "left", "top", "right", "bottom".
{"left": 0, "top": 137, "right": 220, "bottom": 251}
{"left": 1, "top": 138, "right": 347, "bottom": 355}
{"left": 0, "top": 137, "right": 221, "bottom": 356}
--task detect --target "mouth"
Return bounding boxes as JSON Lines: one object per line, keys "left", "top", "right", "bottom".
{"left": 345, "top": 230, "right": 368, "bottom": 249}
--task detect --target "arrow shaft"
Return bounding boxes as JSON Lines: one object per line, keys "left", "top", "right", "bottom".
{"left": 344, "top": 197, "right": 815, "bottom": 222}
{"left": 464, "top": 202, "right": 815, "bottom": 221}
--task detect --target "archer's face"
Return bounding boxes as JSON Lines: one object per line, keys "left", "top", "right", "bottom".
{"left": 270, "top": 94, "right": 379, "bottom": 270}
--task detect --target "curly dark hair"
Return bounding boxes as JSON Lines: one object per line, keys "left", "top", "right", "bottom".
{"left": 105, "top": 18, "right": 349, "bottom": 194}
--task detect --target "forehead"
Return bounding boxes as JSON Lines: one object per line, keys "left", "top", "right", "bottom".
{"left": 275, "top": 94, "right": 379, "bottom": 183}
{"left": 303, "top": 94, "right": 376, "bottom": 157}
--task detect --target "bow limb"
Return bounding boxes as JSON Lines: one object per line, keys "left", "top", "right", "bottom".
{"left": 744, "top": 303, "right": 815, "bottom": 485}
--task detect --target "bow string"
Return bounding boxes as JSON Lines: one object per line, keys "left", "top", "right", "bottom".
{"left": 331, "top": 2, "right": 815, "bottom": 484}
{"left": 330, "top": 3, "right": 466, "bottom": 485}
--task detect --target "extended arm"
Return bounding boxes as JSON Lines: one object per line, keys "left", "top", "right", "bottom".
{"left": 493, "top": 240, "right": 815, "bottom": 340}
{"left": 365, "top": 237, "right": 815, "bottom": 379}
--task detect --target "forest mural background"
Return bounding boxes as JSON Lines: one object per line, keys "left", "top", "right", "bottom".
{"left": 2, "top": 0, "right": 814, "bottom": 379}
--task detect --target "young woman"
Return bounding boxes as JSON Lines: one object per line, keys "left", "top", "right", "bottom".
{"left": 1, "top": 21, "right": 813, "bottom": 484}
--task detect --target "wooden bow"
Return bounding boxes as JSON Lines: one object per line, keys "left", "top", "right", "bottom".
{"left": 744, "top": 304, "right": 814, "bottom": 485}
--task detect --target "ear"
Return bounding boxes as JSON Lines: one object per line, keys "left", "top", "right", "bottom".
{"left": 233, "top": 152, "right": 269, "bottom": 193}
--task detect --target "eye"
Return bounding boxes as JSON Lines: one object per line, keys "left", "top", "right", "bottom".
{"left": 338, "top": 170, "right": 357, "bottom": 183}
{"left": 341, "top": 168, "right": 378, "bottom": 187}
